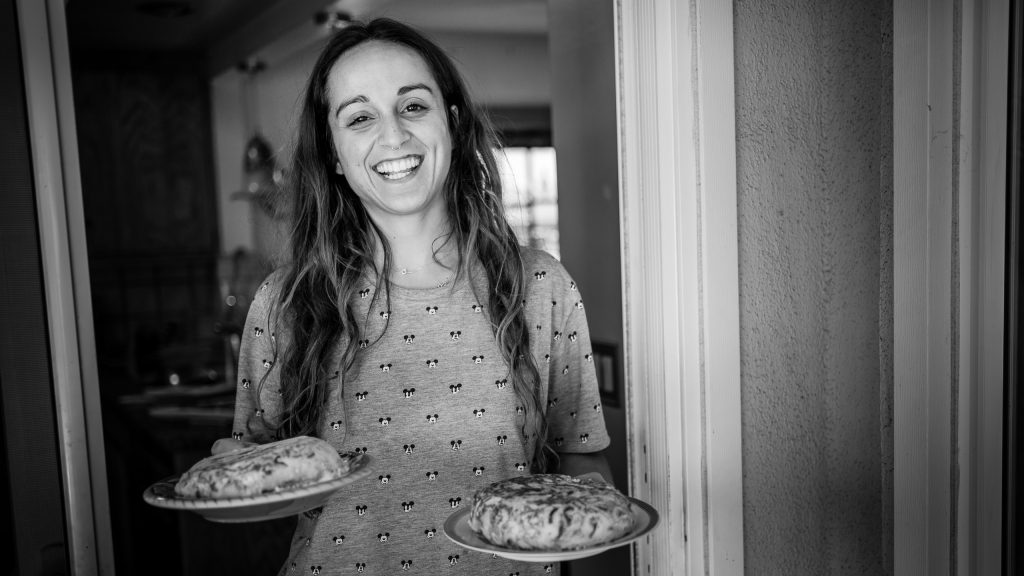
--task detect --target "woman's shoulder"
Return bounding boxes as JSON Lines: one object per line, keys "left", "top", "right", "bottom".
{"left": 520, "top": 247, "right": 576, "bottom": 290}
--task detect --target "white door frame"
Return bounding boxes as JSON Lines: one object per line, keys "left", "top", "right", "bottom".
{"left": 892, "top": 0, "right": 1009, "bottom": 574}
{"left": 616, "top": 1, "right": 745, "bottom": 575}
{"left": 16, "top": 0, "right": 112, "bottom": 574}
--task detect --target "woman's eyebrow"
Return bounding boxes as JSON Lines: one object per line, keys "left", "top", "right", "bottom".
{"left": 335, "top": 95, "right": 368, "bottom": 118}
{"left": 397, "top": 83, "right": 433, "bottom": 96}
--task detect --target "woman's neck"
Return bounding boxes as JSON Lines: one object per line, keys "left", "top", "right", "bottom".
{"left": 371, "top": 214, "right": 456, "bottom": 288}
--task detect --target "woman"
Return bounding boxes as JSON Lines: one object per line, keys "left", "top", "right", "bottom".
{"left": 219, "top": 18, "right": 612, "bottom": 575}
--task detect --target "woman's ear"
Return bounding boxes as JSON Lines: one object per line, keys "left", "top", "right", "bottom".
{"left": 335, "top": 161, "right": 344, "bottom": 175}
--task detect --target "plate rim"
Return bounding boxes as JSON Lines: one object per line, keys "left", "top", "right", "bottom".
{"left": 142, "top": 454, "right": 372, "bottom": 511}
{"left": 443, "top": 496, "right": 660, "bottom": 561}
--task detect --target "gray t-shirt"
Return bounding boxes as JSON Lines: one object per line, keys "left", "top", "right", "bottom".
{"left": 232, "top": 248, "right": 610, "bottom": 576}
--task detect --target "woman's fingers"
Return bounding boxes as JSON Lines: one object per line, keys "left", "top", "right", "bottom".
{"left": 210, "top": 438, "right": 257, "bottom": 455}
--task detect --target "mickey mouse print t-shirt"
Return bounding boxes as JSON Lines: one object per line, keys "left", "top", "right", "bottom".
{"left": 231, "top": 248, "right": 611, "bottom": 576}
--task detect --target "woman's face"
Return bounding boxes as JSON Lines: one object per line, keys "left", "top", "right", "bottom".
{"left": 325, "top": 41, "right": 453, "bottom": 225}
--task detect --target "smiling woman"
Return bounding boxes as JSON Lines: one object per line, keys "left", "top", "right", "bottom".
{"left": 206, "top": 17, "right": 614, "bottom": 576}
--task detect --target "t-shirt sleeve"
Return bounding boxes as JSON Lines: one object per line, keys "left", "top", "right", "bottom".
{"left": 231, "top": 275, "right": 284, "bottom": 444}
{"left": 544, "top": 274, "right": 611, "bottom": 454}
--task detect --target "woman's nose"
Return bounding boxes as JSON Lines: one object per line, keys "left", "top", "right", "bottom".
{"left": 378, "top": 114, "right": 410, "bottom": 150}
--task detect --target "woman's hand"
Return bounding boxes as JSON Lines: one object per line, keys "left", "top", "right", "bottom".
{"left": 556, "top": 450, "right": 615, "bottom": 485}
{"left": 210, "top": 437, "right": 257, "bottom": 455}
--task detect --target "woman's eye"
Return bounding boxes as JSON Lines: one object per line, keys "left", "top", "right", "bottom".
{"left": 347, "top": 115, "right": 372, "bottom": 127}
{"left": 404, "top": 103, "right": 427, "bottom": 113}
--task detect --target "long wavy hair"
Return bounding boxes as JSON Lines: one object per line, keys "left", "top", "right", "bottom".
{"left": 261, "top": 18, "right": 551, "bottom": 471}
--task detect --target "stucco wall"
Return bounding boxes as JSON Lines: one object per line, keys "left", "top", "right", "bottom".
{"left": 734, "top": 0, "right": 890, "bottom": 573}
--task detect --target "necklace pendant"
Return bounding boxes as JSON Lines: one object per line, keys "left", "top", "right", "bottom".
{"left": 400, "top": 268, "right": 409, "bottom": 275}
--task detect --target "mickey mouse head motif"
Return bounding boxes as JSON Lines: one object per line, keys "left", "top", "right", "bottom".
{"left": 552, "top": 300, "right": 558, "bottom": 307}
{"left": 576, "top": 300, "right": 585, "bottom": 310}
{"left": 310, "top": 565, "right": 321, "bottom": 575}
{"left": 536, "top": 324, "right": 543, "bottom": 331}
{"left": 330, "top": 421, "right": 342, "bottom": 430}
{"left": 448, "top": 497, "right": 462, "bottom": 508}
{"left": 401, "top": 501, "right": 415, "bottom": 512}
{"left": 356, "top": 391, "right": 369, "bottom": 401}
{"left": 554, "top": 437, "right": 565, "bottom": 447}
{"left": 255, "top": 408, "right": 265, "bottom": 417}
{"left": 585, "top": 353, "right": 594, "bottom": 362}
{"left": 569, "top": 331, "right": 578, "bottom": 342}
{"left": 403, "top": 444, "right": 415, "bottom": 454}
{"left": 426, "top": 413, "right": 439, "bottom": 423}
{"left": 356, "top": 505, "right": 367, "bottom": 516}
{"left": 333, "top": 535, "right": 345, "bottom": 545}
{"left": 548, "top": 397, "right": 559, "bottom": 408}
{"left": 580, "top": 433, "right": 590, "bottom": 444}
{"left": 403, "top": 388, "right": 416, "bottom": 398}
{"left": 450, "top": 439, "right": 463, "bottom": 451}
{"left": 403, "top": 334, "right": 415, "bottom": 344}
{"left": 473, "top": 355, "right": 484, "bottom": 364}
{"left": 449, "top": 383, "right": 462, "bottom": 394}
{"left": 562, "top": 365, "right": 570, "bottom": 375}
{"left": 359, "top": 339, "right": 370, "bottom": 349}
{"left": 379, "top": 416, "right": 391, "bottom": 427}
{"left": 570, "top": 281, "right": 578, "bottom": 291}
{"left": 426, "top": 471, "right": 438, "bottom": 480}
{"left": 424, "top": 528, "right": 437, "bottom": 538}
{"left": 473, "top": 466, "right": 485, "bottom": 476}
{"left": 495, "top": 378, "right": 508, "bottom": 390}
{"left": 514, "top": 462, "right": 526, "bottom": 471}
{"left": 448, "top": 555, "right": 460, "bottom": 565}
{"left": 570, "top": 411, "right": 578, "bottom": 420}
{"left": 359, "top": 288, "right": 371, "bottom": 298}
{"left": 377, "top": 532, "right": 390, "bottom": 542}
{"left": 534, "top": 271, "right": 547, "bottom": 280}
{"left": 254, "top": 326, "right": 264, "bottom": 337}
{"left": 401, "top": 560, "right": 413, "bottom": 570}
{"left": 354, "top": 447, "right": 368, "bottom": 454}
{"left": 471, "top": 304, "right": 483, "bottom": 313}
{"left": 355, "top": 563, "right": 366, "bottom": 573}
{"left": 378, "top": 474, "right": 391, "bottom": 485}
{"left": 425, "top": 359, "right": 438, "bottom": 367}
{"left": 496, "top": 435, "right": 507, "bottom": 445}
{"left": 449, "top": 330, "right": 462, "bottom": 341}
{"left": 544, "top": 354, "right": 551, "bottom": 363}
{"left": 380, "top": 363, "right": 392, "bottom": 373}
{"left": 545, "top": 565, "right": 554, "bottom": 573}
{"left": 241, "top": 378, "right": 250, "bottom": 389}
{"left": 426, "top": 306, "right": 438, "bottom": 315}
{"left": 515, "top": 405, "right": 524, "bottom": 415}
{"left": 262, "top": 358, "right": 272, "bottom": 368}
{"left": 594, "top": 403, "right": 603, "bottom": 413}
{"left": 473, "top": 408, "right": 486, "bottom": 418}
{"left": 232, "top": 431, "right": 243, "bottom": 440}
{"left": 380, "top": 310, "right": 391, "bottom": 319}
{"left": 553, "top": 331, "right": 562, "bottom": 341}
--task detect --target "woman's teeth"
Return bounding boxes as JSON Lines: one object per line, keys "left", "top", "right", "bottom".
{"left": 375, "top": 156, "right": 421, "bottom": 180}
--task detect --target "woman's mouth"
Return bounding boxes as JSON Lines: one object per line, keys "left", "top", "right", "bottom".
{"left": 373, "top": 155, "right": 422, "bottom": 180}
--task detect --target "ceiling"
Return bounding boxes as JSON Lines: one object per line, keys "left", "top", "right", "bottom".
{"left": 66, "top": 0, "right": 548, "bottom": 59}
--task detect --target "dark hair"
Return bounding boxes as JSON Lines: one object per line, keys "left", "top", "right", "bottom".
{"left": 259, "top": 18, "right": 551, "bottom": 471}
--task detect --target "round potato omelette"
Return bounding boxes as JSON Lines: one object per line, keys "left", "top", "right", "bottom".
{"left": 468, "top": 474, "right": 635, "bottom": 550}
{"left": 174, "top": 435, "right": 359, "bottom": 499}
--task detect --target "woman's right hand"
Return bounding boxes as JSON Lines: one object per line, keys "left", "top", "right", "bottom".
{"left": 210, "top": 437, "right": 257, "bottom": 455}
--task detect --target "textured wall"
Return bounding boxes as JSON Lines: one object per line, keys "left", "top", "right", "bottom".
{"left": 734, "top": 0, "right": 888, "bottom": 573}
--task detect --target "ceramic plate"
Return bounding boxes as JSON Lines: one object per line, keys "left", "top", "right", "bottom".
{"left": 143, "top": 455, "right": 372, "bottom": 523}
{"left": 443, "top": 497, "right": 659, "bottom": 562}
